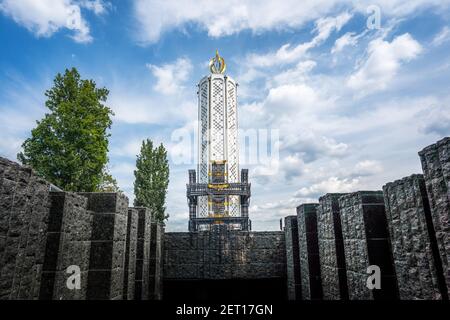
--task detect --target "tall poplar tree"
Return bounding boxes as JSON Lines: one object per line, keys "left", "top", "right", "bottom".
{"left": 134, "top": 139, "right": 170, "bottom": 223}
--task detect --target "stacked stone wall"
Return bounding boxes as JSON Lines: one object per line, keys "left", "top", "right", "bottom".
{"left": 0, "top": 157, "right": 163, "bottom": 300}
{"left": 133, "top": 207, "right": 152, "bottom": 300}
{"left": 79, "top": 192, "right": 129, "bottom": 300}
{"left": 339, "top": 191, "right": 398, "bottom": 300}
{"left": 284, "top": 215, "right": 301, "bottom": 300}
{"left": 123, "top": 208, "right": 138, "bottom": 300}
{"left": 40, "top": 192, "right": 92, "bottom": 299}
{"left": 149, "top": 221, "right": 164, "bottom": 300}
{"left": 317, "top": 193, "right": 349, "bottom": 300}
{"left": 0, "top": 157, "right": 51, "bottom": 300}
{"left": 383, "top": 174, "right": 446, "bottom": 299}
{"left": 164, "top": 229, "right": 286, "bottom": 281}
{"left": 419, "top": 137, "right": 450, "bottom": 294}
{"left": 297, "top": 203, "right": 322, "bottom": 300}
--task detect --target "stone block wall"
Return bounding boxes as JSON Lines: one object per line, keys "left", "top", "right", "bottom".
{"left": 40, "top": 192, "right": 92, "bottom": 300}
{"left": 383, "top": 174, "right": 447, "bottom": 300}
{"left": 79, "top": 192, "right": 129, "bottom": 300}
{"left": 164, "top": 229, "right": 286, "bottom": 281}
{"left": 339, "top": 191, "right": 398, "bottom": 300}
{"left": 297, "top": 203, "right": 322, "bottom": 300}
{"left": 284, "top": 215, "right": 301, "bottom": 300}
{"left": 0, "top": 157, "right": 51, "bottom": 300}
{"left": 419, "top": 137, "right": 450, "bottom": 294}
{"left": 149, "top": 221, "right": 164, "bottom": 300}
{"left": 133, "top": 207, "right": 152, "bottom": 300}
{"left": 317, "top": 193, "right": 349, "bottom": 300}
{"left": 0, "top": 157, "right": 165, "bottom": 300}
{"left": 123, "top": 208, "right": 138, "bottom": 300}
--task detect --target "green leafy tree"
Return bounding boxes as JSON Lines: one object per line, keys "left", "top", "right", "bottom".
{"left": 134, "top": 139, "right": 170, "bottom": 223}
{"left": 18, "top": 67, "right": 114, "bottom": 192}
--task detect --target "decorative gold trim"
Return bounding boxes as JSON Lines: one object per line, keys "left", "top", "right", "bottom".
{"left": 210, "top": 160, "right": 227, "bottom": 164}
{"left": 209, "top": 49, "right": 226, "bottom": 74}
{"left": 208, "top": 183, "right": 229, "bottom": 189}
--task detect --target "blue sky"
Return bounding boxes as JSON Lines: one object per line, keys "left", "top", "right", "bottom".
{"left": 1, "top": 0, "right": 450, "bottom": 231}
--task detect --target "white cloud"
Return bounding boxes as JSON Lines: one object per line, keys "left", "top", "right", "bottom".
{"left": 418, "top": 103, "right": 450, "bottom": 136}
{"left": 314, "top": 12, "right": 352, "bottom": 42}
{"left": 264, "top": 83, "right": 332, "bottom": 113}
{"left": 111, "top": 139, "right": 143, "bottom": 157}
{"left": 251, "top": 154, "right": 305, "bottom": 183}
{"left": 294, "top": 176, "right": 360, "bottom": 197}
{"left": 353, "top": 160, "right": 383, "bottom": 176}
{"left": 281, "top": 132, "right": 348, "bottom": 163}
{"left": 0, "top": 135, "right": 23, "bottom": 160}
{"left": 0, "top": 0, "right": 109, "bottom": 43}
{"left": 347, "top": 33, "right": 422, "bottom": 96}
{"left": 111, "top": 162, "right": 135, "bottom": 176}
{"left": 0, "top": 74, "right": 48, "bottom": 160}
{"left": 352, "top": 0, "right": 450, "bottom": 17}
{"left": 331, "top": 32, "right": 359, "bottom": 54}
{"left": 133, "top": 0, "right": 344, "bottom": 44}
{"left": 133, "top": 0, "right": 450, "bottom": 44}
{"left": 246, "top": 12, "right": 352, "bottom": 68}
{"left": 79, "top": 0, "right": 109, "bottom": 15}
{"left": 271, "top": 60, "right": 317, "bottom": 86}
{"left": 109, "top": 89, "right": 196, "bottom": 124}
{"left": 146, "top": 58, "right": 193, "bottom": 95}
{"left": 432, "top": 26, "right": 450, "bottom": 46}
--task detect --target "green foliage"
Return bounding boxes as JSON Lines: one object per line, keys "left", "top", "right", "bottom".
{"left": 134, "top": 139, "right": 170, "bottom": 223}
{"left": 18, "top": 67, "right": 115, "bottom": 192}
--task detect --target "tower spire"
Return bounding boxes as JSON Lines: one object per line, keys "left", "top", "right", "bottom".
{"left": 209, "top": 49, "right": 226, "bottom": 74}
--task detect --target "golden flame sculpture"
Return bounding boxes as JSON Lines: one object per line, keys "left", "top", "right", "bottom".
{"left": 209, "top": 49, "right": 226, "bottom": 74}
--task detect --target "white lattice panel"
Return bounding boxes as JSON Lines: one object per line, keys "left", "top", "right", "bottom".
{"left": 198, "top": 196, "right": 208, "bottom": 217}
{"left": 228, "top": 196, "right": 240, "bottom": 216}
{"left": 226, "top": 78, "right": 240, "bottom": 216}
{"left": 226, "top": 79, "right": 238, "bottom": 183}
{"left": 198, "top": 79, "right": 209, "bottom": 217}
{"left": 210, "top": 77, "right": 225, "bottom": 162}
{"left": 199, "top": 80, "right": 209, "bottom": 183}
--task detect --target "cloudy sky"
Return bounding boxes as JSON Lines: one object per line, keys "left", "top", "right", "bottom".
{"left": 1, "top": 0, "right": 449, "bottom": 231}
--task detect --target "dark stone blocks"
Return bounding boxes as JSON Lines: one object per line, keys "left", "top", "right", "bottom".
{"left": 123, "top": 208, "right": 138, "bottom": 300}
{"left": 80, "top": 192, "right": 129, "bottom": 300}
{"left": 91, "top": 214, "right": 115, "bottom": 241}
{"left": 78, "top": 192, "right": 128, "bottom": 214}
{"left": 89, "top": 241, "right": 114, "bottom": 269}
{"left": 419, "top": 137, "right": 450, "bottom": 295}
{"left": 0, "top": 157, "right": 160, "bottom": 300}
{"left": 339, "top": 191, "right": 398, "bottom": 300}
{"left": 163, "top": 230, "right": 286, "bottom": 283}
{"left": 384, "top": 174, "right": 447, "bottom": 299}
{"left": 297, "top": 203, "right": 322, "bottom": 300}
{"left": 285, "top": 215, "right": 301, "bottom": 300}
{"left": 132, "top": 207, "right": 152, "bottom": 300}
{"left": 40, "top": 192, "right": 92, "bottom": 300}
{"left": 0, "top": 157, "right": 51, "bottom": 300}
{"left": 149, "top": 222, "right": 164, "bottom": 300}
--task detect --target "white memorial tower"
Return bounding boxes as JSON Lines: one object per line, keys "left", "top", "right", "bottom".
{"left": 187, "top": 51, "right": 251, "bottom": 231}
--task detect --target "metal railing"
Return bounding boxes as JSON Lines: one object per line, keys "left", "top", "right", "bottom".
{"left": 186, "top": 182, "right": 251, "bottom": 197}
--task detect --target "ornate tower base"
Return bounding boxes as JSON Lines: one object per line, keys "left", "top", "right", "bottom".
{"left": 187, "top": 168, "right": 251, "bottom": 232}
